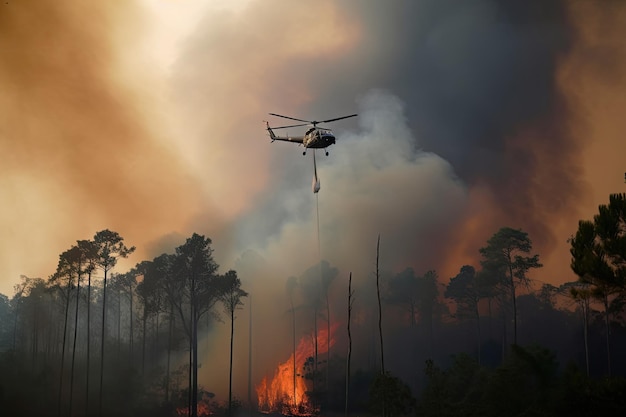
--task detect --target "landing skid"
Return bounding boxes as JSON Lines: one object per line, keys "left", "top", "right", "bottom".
{"left": 302, "top": 149, "right": 329, "bottom": 156}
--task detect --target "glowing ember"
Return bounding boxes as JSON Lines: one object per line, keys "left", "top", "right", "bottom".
{"left": 257, "top": 322, "right": 339, "bottom": 415}
{"left": 175, "top": 397, "right": 213, "bottom": 416}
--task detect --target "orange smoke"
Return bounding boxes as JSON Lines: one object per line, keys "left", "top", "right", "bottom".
{"left": 256, "top": 322, "right": 339, "bottom": 414}
{"left": 0, "top": 0, "right": 205, "bottom": 293}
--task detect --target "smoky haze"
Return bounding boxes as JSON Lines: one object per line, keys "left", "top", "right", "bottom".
{"left": 0, "top": 0, "right": 206, "bottom": 288}
{"left": 170, "top": 0, "right": 625, "bottom": 399}
{"left": 1, "top": 0, "right": 626, "bottom": 406}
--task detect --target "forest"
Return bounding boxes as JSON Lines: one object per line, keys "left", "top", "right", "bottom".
{"left": 1, "top": 193, "right": 626, "bottom": 417}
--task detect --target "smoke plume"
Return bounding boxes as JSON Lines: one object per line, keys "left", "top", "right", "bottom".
{"left": 1, "top": 0, "right": 626, "bottom": 401}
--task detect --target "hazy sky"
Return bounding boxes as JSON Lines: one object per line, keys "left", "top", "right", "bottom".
{"left": 1, "top": 0, "right": 625, "bottom": 301}
{"left": 3, "top": 0, "right": 626, "bottom": 401}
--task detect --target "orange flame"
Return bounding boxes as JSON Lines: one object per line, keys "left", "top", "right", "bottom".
{"left": 256, "top": 322, "right": 339, "bottom": 414}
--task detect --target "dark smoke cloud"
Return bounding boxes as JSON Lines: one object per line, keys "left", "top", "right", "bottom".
{"left": 300, "top": 0, "right": 584, "bottom": 265}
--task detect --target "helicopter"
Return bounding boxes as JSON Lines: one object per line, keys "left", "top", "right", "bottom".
{"left": 264, "top": 113, "right": 357, "bottom": 155}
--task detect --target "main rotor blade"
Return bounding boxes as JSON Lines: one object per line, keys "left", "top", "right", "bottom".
{"left": 320, "top": 114, "right": 358, "bottom": 124}
{"left": 269, "top": 113, "right": 311, "bottom": 123}
{"left": 271, "top": 123, "right": 309, "bottom": 130}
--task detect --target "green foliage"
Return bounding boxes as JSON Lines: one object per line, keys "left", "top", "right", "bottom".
{"left": 570, "top": 194, "right": 626, "bottom": 304}
{"left": 418, "top": 345, "right": 626, "bottom": 417}
{"left": 368, "top": 371, "right": 416, "bottom": 417}
{"left": 419, "top": 355, "right": 486, "bottom": 417}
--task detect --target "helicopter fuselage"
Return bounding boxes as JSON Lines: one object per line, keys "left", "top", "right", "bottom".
{"left": 303, "top": 127, "right": 336, "bottom": 149}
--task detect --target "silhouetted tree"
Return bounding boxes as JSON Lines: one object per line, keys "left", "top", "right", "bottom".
{"left": 0, "top": 293, "right": 11, "bottom": 350}
{"left": 76, "top": 239, "right": 98, "bottom": 417}
{"left": 387, "top": 267, "right": 419, "bottom": 326}
{"left": 479, "top": 227, "right": 542, "bottom": 345}
{"left": 570, "top": 194, "right": 626, "bottom": 376}
{"left": 49, "top": 245, "right": 81, "bottom": 417}
{"left": 112, "top": 270, "right": 138, "bottom": 362}
{"left": 68, "top": 243, "right": 91, "bottom": 416}
{"left": 375, "top": 235, "right": 386, "bottom": 417}
{"left": 11, "top": 276, "right": 31, "bottom": 353}
{"left": 417, "top": 270, "right": 441, "bottom": 358}
{"left": 153, "top": 253, "right": 177, "bottom": 403}
{"left": 93, "top": 229, "right": 135, "bottom": 417}
{"left": 171, "top": 233, "right": 221, "bottom": 417}
{"left": 445, "top": 265, "right": 482, "bottom": 363}
{"left": 345, "top": 272, "right": 354, "bottom": 417}
{"left": 561, "top": 281, "right": 593, "bottom": 376}
{"left": 135, "top": 259, "right": 166, "bottom": 375}
{"left": 219, "top": 270, "right": 248, "bottom": 417}
{"left": 286, "top": 276, "right": 298, "bottom": 410}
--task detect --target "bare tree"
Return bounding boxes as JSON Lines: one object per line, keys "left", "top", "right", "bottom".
{"left": 286, "top": 276, "right": 298, "bottom": 410}
{"left": 219, "top": 271, "right": 248, "bottom": 417}
{"left": 376, "top": 235, "right": 384, "bottom": 374}
{"left": 345, "top": 272, "right": 354, "bottom": 417}
{"left": 375, "top": 235, "right": 386, "bottom": 417}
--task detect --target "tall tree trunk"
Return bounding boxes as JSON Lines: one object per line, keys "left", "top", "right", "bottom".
{"left": 117, "top": 287, "right": 121, "bottom": 360}
{"left": 509, "top": 264, "right": 517, "bottom": 345}
{"left": 487, "top": 298, "right": 492, "bottom": 340}
{"left": 58, "top": 279, "right": 72, "bottom": 417}
{"left": 375, "top": 235, "right": 386, "bottom": 417}
{"left": 165, "top": 304, "right": 173, "bottom": 404}
{"left": 326, "top": 289, "right": 330, "bottom": 405}
{"left": 189, "top": 274, "right": 198, "bottom": 417}
{"left": 155, "top": 311, "right": 160, "bottom": 369}
{"left": 188, "top": 309, "right": 193, "bottom": 417}
{"left": 603, "top": 295, "right": 611, "bottom": 377}
{"left": 86, "top": 271, "right": 91, "bottom": 417}
{"left": 12, "top": 298, "right": 19, "bottom": 352}
{"left": 228, "top": 305, "right": 235, "bottom": 417}
{"left": 313, "top": 304, "right": 318, "bottom": 396}
{"left": 290, "top": 296, "right": 296, "bottom": 410}
{"left": 192, "top": 314, "right": 199, "bottom": 417}
{"left": 248, "top": 296, "right": 253, "bottom": 417}
{"left": 69, "top": 273, "right": 81, "bottom": 415}
{"left": 142, "top": 307, "right": 147, "bottom": 375}
{"left": 429, "top": 310, "right": 434, "bottom": 359}
{"left": 582, "top": 301, "right": 589, "bottom": 377}
{"left": 32, "top": 303, "right": 39, "bottom": 369}
{"left": 129, "top": 283, "right": 134, "bottom": 363}
{"left": 98, "top": 270, "right": 108, "bottom": 417}
{"left": 376, "top": 235, "right": 385, "bottom": 373}
{"left": 475, "top": 302, "right": 481, "bottom": 365}
{"left": 345, "top": 272, "right": 353, "bottom": 417}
